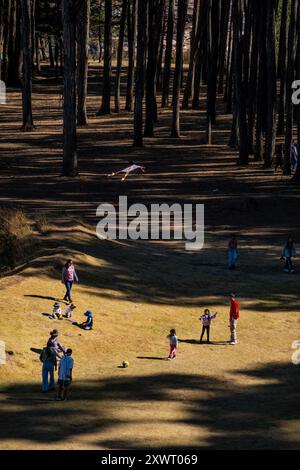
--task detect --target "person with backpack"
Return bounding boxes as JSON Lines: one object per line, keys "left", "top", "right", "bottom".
{"left": 40, "top": 346, "right": 61, "bottom": 392}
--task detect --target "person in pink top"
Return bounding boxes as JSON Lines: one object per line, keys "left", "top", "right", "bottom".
{"left": 61, "top": 259, "right": 78, "bottom": 303}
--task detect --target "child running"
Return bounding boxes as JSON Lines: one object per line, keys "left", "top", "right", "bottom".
{"left": 167, "top": 329, "right": 178, "bottom": 360}
{"left": 107, "top": 161, "right": 146, "bottom": 182}
{"left": 199, "top": 309, "right": 217, "bottom": 344}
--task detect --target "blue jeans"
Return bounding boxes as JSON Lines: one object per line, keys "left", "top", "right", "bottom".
{"left": 42, "top": 364, "right": 55, "bottom": 391}
{"left": 228, "top": 249, "right": 238, "bottom": 267}
{"left": 64, "top": 281, "right": 73, "bottom": 301}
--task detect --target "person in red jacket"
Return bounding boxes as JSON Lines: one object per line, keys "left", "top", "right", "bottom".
{"left": 229, "top": 293, "right": 240, "bottom": 345}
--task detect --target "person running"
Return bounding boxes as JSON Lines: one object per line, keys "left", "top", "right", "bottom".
{"left": 167, "top": 329, "right": 178, "bottom": 360}
{"left": 229, "top": 293, "right": 240, "bottom": 345}
{"left": 281, "top": 236, "right": 296, "bottom": 274}
{"left": 62, "top": 259, "right": 78, "bottom": 303}
{"left": 107, "top": 161, "right": 146, "bottom": 182}
{"left": 274, "top": 144, "right": 284, "bottom": 172}
{"left": 56, "top": 349, "right": 74, "bottom": 401}
{"left": 228, "top": 234, "right": 238, "bottom": 270}
{"left": 199, "top": 309, "right": 217, "bottom": 344}
{"left": 47, "top": 329, "right": 66, "bottom": 355}
{"left": 40, "top": 345, "right": 61, "bottom": 392}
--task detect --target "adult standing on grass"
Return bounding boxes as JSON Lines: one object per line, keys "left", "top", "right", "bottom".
{"left": 229, "top": 293, "right": 240, "bottom": 345}
{"left": 40, "top": 345, "right": 61, "bottom": 393}
{"left": 62, "top": 259, "right": 79, "bottom": 303}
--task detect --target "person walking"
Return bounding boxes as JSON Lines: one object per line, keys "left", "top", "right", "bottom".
{"left": 56, "top": 349, "right": 74, "bottom": 401}
{"left": 228, "top": 234, "right": 238, "bottom": 270}
{"left": 229, "top": 293, "right": 240, "bottom": 345}
{"left": 167, "top": 329, "right": 178, "bottom": 360}
{"left": 62, "top": 259, "right": 79, "bottom": 303}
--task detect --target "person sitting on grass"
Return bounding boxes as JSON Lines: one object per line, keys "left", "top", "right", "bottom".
{"left": 199, "top": 309, "right": 217, "bottom": 344}
{"left": 281, "top": 236, "right": 296, "bottom": 274}
{"left": 49, "top": 302, "right": 63, "bottom": 320}
{"left": 65, "top": 303, "right": 76, "bottom": 319}
{"left": 56, "top": 349, "right": 74, "bottom": 401}
{"left": 72, "top": 310, "right": 94, "bottom": 330}
{"left": 167, "top": 329, "right": 178, "bottom": 360}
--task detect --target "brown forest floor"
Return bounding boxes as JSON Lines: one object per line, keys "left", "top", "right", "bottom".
{"left": 0, "top": 64, "right": 300, "bottom": 450}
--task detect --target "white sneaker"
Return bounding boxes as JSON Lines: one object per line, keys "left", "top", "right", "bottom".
{"left": 230, "top": 341, "right": 237, "bottom": 345}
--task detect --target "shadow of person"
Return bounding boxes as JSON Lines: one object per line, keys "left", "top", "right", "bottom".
{"left": 136, "top": 356, "right": 167, "bottom": 361}
{"left": 30, "top": 347, "right": 42, "bottom": 355}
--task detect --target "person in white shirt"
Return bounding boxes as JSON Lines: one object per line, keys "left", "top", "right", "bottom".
{"left": 56, "top": 349, "right": 74, "bottom": 401}
{"left": 107, "top": 161, "right": 145, "bottom": 182}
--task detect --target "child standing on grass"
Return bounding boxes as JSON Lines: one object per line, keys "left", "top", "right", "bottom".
{"left": 167, "top": 329, "right": 178, "bottom": 360}
{"left": 199, "top": 309, "right": 217, "bottom": 344}
{"left": 56, "top": 349, "right": 74, "bottom": 401}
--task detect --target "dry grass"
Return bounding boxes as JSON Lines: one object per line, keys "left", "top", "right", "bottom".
{"left": 0, "top": 222, "right": 299, "bottom": 450}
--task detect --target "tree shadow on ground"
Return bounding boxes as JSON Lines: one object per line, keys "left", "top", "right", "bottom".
{"left": 1, "top": 362, "right": 300, "bottom": 449}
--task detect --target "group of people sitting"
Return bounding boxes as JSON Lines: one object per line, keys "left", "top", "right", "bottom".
{"left": 49, "top": 302, "right": 94, "bottom": 330}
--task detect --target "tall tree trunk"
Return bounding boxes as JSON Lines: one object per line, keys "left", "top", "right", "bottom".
{"left": 264, "top": 0, "right": 277, "bottom": 168}
{"left": 77, "top": 0, "right": 90, "bottom": 125}
{"left": 7, "top": 0, "right": 21, "bottom": 87}
{"left": 161, "top": 0, "right": 174, "bottom": 108}
{"left": 115, "top": 0, "right": 127, "bottom": 112}
{"left": 218, "top": 0, "right": 231, "bottom": 95}
{"left": 171, "top": 0, "right": 187, "bottom": 137}
{"left": 293, "top": 3, "right": 300, "bottom": 181}
{"left": 233, "top": 0, "right": 249, "bottom": 164}
{"left": 182, "top": 0, "right": 200, "bottom": 109}
{"left": 62, "top": 0, "right": 78, "bottom": 176}
{"left": 144, "top": 0, "right": 165, "bottom": 137}
{"left": 125, "top": 0, "right": 137, "bottom": 111}
{"left": 277, "top": 0, "right": 289, "bottom": 135}
{"left": 98, "top": 0, "right": 112, "bottom": 115}
{"left": 284, "top": 0, "right": 298, "bottom": 175}
{"left": 133, "top": 0, "right": 148, "bottom": 147}
{"left": 20, "top": 0, "right": 35, "bottom": 131}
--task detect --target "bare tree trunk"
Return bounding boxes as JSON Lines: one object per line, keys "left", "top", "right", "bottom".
{"left": 125, "top": 0, "right": 137, "bottom": 111}
{"left": 182, "top": 0, "right": 200, "bottom": 109}
{"left": 48, "top": 35, "right": 55, "bottom": 67}
{"left": 293, "top": 3, "right": 300, "bottom": 181}
{"left": 77, "top": 0, "right": 90, "bottom": 125}
{"left": 20, "top": 0, "right": 35, "bottom": 131}
{"left": 97, "top": 0, "right": 112, "bottom": 115}
{"left": 277, "top": 0, "right": 288, "bottom": 135}
{"left": 171, "top": 0, "right": 187, "bottom": 137}
{"left": 264, "top": 0, "right": 277, "bottom": 168}
{"left": 7, "top": 0, "right": 22, "bottom": 87}
{"left": 161, "top": 0, "right": 174, "bottom": 108}
{"left": 62, "top": 0, "right": 78, "bottom": 176}
{"left": 115, "top": 0, "right": 127, "bottom": 112}
{"left": 133, "top": 0, "right": 148, "bottom": 147}
{"left": 284, "top": 0, "right": 298, "bottom": 175}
